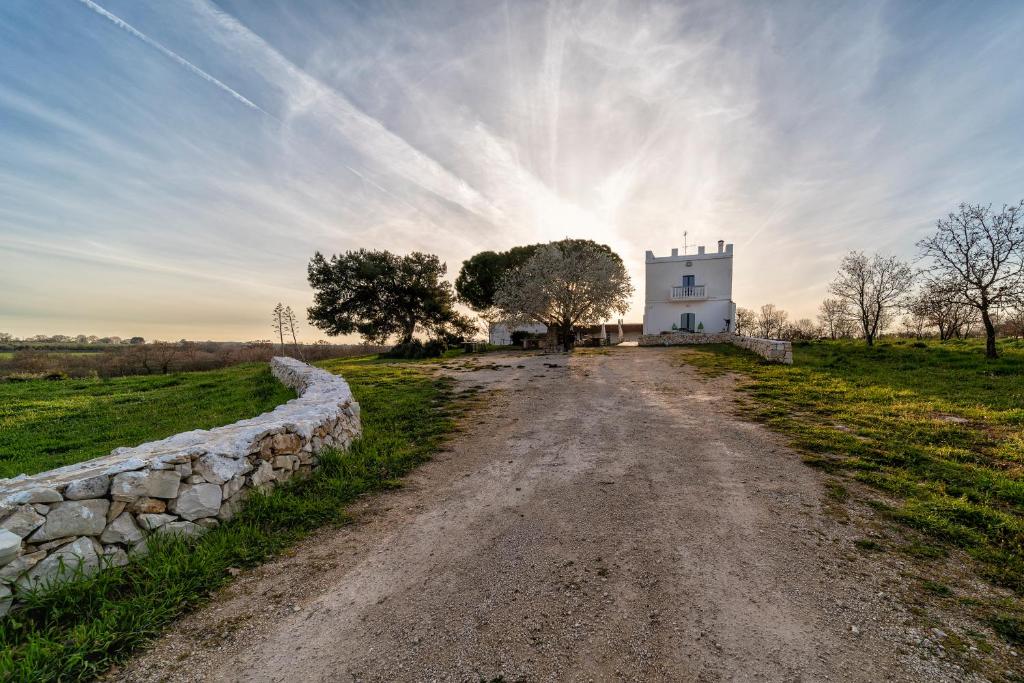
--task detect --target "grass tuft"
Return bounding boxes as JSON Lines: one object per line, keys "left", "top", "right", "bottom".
{"left": 921, "top": 579, "right": 953, "bottom": 597}
{"left": 988, "top": 613, "right": 1024, "bottom": 646}
{"left": 854, "top": 538, "right": 885, "bottom": 552}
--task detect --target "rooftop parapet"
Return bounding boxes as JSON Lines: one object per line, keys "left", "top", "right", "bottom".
{"left": 645, "top": 242, "right": 733, "bottom": 263}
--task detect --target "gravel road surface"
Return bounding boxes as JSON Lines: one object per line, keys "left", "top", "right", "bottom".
{"left": 117, "top": 349, "right": 989, "bottom": 682}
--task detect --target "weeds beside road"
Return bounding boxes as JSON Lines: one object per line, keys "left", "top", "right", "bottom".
{"left": 0, "top": 356, "right": 459, "bottom": 682}
{"left": 678, "top": 338, "right": 1024, "bottom": 648}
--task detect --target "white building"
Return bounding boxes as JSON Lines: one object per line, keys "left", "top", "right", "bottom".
{"left": 488, "top": 321, "right": 642, "bottom": 346}
{"left": 642, "top": 240, "right": 737, "bottom": 335}
{"left": 488, "top": 322, "right": 548, "bottom": 346}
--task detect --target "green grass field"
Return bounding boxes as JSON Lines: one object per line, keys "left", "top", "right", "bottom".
{"left": 679, "top": 338, "right": 1024, "bottom": 644}
{"left": 0, "top": 355, "right": 461, "bottom": 681}
{"left": 0, "top": 365, "right": 296, "bottom": 480}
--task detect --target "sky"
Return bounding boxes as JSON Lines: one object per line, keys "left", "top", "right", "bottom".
{"left": 2, "top": 0, "right": 1024, "bottom": 342}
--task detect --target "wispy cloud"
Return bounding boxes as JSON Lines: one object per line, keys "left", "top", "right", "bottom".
{"left": 75, "top": 0, "right": 272, "bottom": 117}
{"left": 1, "top": 0, "right": 1023, "bottom": 339}
{"left": 187, "top": 0, "right": 505, "bottom": 225}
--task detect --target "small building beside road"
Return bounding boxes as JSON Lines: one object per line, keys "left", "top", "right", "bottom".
{"left": 488, "top": 321, "right": 643, "bottom": 346}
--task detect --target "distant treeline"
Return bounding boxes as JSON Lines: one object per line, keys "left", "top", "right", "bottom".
{"left": 0, "top": 333, "right": 145, "bottom": 347}
{"left": 0, "top": 340, "right": 387, "bottom": 380}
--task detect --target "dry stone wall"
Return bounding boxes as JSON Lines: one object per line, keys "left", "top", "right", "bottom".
{"left": 638, "top": 332, "right": 793, "bottom": 364}
{"left": 730, "top": 335, "right": 793, "bottom": 364}
{"left": 638, "top": 332, "right": 735, "bottom": 345}
{"left": 0, "top": 357, "right": 360, "bottom": 614}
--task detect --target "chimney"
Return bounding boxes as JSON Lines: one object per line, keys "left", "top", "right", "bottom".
{"left": 726, "top": 243, "right": 734, "bottom": 254}
{"left": 671, "top": 248, "right": 678, "bottom": 257}
{"left": 717, "top": 240, "right": 724, "bottom": 253}
{"left": 697, "top": 246, "right": 706, "bottom": 255}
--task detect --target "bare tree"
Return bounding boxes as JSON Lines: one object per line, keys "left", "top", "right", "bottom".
{"left": 735, "top": 307, "right": 755, "bottom": 336}
{"left": 907, "top": 279, "right": 977, "bottom": 341}
{"left": 755, "top": 304, "right": 789, "bottom": 339}
{"left": 828, "top": 251, "right": 914, "bottom": 346}
{"left": 900, "top": 311, "right": 928, "bottom": 338}
{"left": 129, "top": 343, "right": 154, "bottom": 374}
{"left": 784, "top": 318, "right": 820, "bottom": 341}
{"left": 494, "top": 241, "right": 632, "bottom": 351}
{"left": 1000, "top": 308, "right": 1024, "bottom": 339}
{"left": 917, "top": 202, "right": 1024, "bottom": 358}
{"left": 179, "top": 340, "right": 199, "bottom": 364}
{"left": 272, "top": 303, "right": 286, "bottom": 352}
{"left": 817, "top": 298, "right": 855, "bottom": 339}
{"left": 283, "top": 305, "right": 305, "bottom": 361}
{"left": 151, "top": 341, "right": 179, "bottom": 374}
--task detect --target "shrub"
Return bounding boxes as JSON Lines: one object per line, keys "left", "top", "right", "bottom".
{"left": 989, "top": 613, "right": 1024, "bottom": 645}
{"left": 0, "top": 342, "right": 388, "bottom": 380}
{"left": 384, "top": 339, "right": 448, "bottom": 359}
{"left": 510, "top": 330, "right": 532, "bottom": 347}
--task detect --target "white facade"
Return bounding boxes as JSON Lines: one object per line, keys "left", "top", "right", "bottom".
{"left": 488, "top": 322, "right": 548, "bottom": 345}
{"left": 642, "top": 241, "right": 737, "bottom": 335}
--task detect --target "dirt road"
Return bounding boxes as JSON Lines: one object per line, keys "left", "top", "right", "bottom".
{"left": 119, "top": 349, "right": 978, "bottom": 682}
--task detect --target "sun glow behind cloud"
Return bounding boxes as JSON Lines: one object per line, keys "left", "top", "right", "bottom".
{"left": 1, "top": 0, "right": 1023, "bottom": 340}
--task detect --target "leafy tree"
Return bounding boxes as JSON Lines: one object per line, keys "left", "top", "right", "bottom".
{"left": 493, "top": 239, "right": 632, "bottom": 351}
{"left": 917, "top": 201, "right": 1024, "bottom": 358}
{"left": 829, "top": 251, "right": 914, "bottom": 346}
{"left": 307, "top": 249, "right": 473, "bottom": 346}
{"left": 455, "top": 245, "right": 539, "bottom": 313}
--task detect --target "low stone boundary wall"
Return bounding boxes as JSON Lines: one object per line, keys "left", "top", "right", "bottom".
{"left": 638, "top": 332, "right": 793, "bottom": 364}
{"left": 0, "top": 357, "right": 360, "bottom": 614}
{"left": 730, "top": 335, "right": 793, "bottom": 364}
{"left": 638, "top": 332, "right": 735, "bottom": 345}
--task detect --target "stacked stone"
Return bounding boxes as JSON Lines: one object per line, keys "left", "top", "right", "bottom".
{"left": 731, "top": 336, "right": 794, "bottom": 364}
{"left": 637, "top": 332, "right": 793, "bottom": 364}
{"left": 0, "top": 357, "right": 360, "bottom": 615}
{"left": 638, "top": 332, "right": 737, "bottom": 346}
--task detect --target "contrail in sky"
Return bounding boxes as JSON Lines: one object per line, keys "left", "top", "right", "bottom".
{"left": 74, "top": 0, "right": 273, "bottom": 118}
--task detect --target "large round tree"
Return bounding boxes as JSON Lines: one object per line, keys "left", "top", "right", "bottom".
{"left": 307, "top": 249, "right": 473, "bottom": 346}
{"left": 455, "top": 244, "right": 539, "bottom": 313}
{"left": 493, "top": 239, "right": 633, "bottom": 351}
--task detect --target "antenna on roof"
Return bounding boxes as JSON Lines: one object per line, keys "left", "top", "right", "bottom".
{"left": 683, "top": 230, "right": 688, "bottom": 255}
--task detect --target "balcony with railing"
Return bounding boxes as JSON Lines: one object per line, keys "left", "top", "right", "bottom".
{"left": 670, "top": 285, "right": 706, "bottom": 300}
